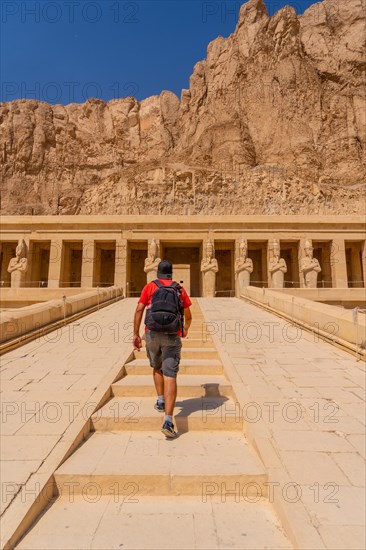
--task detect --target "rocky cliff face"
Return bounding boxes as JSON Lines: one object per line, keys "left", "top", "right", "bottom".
{"left": 1, "top": 0, "right": 365, "bottom": 215}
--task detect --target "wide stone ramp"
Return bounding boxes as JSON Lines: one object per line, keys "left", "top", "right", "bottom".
{"left": 112, "top": 374, "right": 234, "bottom": 397}
{"left": 54, "top": 431, "right": 267, "bottom": 496}
{"left": 15, "top": 299, "right": 292, "bottom": 549}
{"left": 15, "top": 496, "right": 290, "bottom": 550}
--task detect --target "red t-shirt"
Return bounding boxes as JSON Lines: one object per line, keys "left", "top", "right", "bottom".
{"left": 139, "top": 279, "right": 192, "bottom": 335}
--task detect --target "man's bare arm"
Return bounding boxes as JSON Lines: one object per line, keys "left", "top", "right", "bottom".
{"left": 133, "top": 302, "right": 146, "bottom": 349}
{"left": 183, "top": 307, "right": 192, "bottom": 337}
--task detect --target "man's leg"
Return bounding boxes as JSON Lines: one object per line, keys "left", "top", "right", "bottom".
{"left": 163, "top": 375, "right": 177, "bottom": 416}
{"left": 145, "top": 331, "right": 165, "bottom": 410}
{"left": 153, "top": 368, "right": 164, "bottom": 398}
{"left": 161, "top": 334, "right": 182, "bottom": 437}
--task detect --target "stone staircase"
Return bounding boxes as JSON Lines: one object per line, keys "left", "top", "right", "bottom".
{"left": 16, "top": 300, "right": 292, "bottom": 549}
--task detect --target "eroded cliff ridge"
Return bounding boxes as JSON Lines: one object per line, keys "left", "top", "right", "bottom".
{"left": 1, "top": 0, "right": 365, "bottom": 215}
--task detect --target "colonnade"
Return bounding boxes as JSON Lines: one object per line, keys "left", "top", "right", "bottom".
{"left": 1, "top": 235, "right": 365, "bottom": 296}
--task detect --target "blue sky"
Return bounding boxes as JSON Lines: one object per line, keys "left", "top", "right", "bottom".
{"left": 1, "top": 0, "right": 315, "bottom": 104}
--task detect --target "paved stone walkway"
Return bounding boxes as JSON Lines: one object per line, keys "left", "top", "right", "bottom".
{"left": 0, "top": 298, "right": 137, "bottom": 548}
{"left": 1, "top": 297, "right": 365, "bottom": 549}
{"left": 5, "top": 299, "right": 292, "bottom": 550}
{"left": 199, "top": 298, "right": 365, "bottom": 550}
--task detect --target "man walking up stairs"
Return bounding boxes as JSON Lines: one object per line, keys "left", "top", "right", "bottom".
{"left": 133, "top": 260, "right": 192, "bottom": 438}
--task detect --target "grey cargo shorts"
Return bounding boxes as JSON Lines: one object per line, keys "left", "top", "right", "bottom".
{"left": 145, "top": 330, "right": 182, "bottom": 378}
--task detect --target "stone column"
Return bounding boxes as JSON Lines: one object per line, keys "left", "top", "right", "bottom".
{"left": 115, "top": 238, "right": 127, "bottom": 295}
{"left": 48, "top": 239, "right": 63, "bottom": 288}
{"left": 144, "top": 239, "right": 161, "bottom": 283}
{"left": 330, "top": 239, "right": 348, "bottom": 288}
{"left": 363, "top": 241, "right": 366, "bottom": 288}
{"left": 267, "top": 241, "right": 273, "bottom": 288}
{"left": 261, "top": 244, "right": 268, "bottom": 287}
{"left": 234, "top": 238, "right": 253, "bottom": 296}
{"left": 81, "top": 240, "right": 95, "bottom": 288}
{"left": 7, "top": 238, "right": 29, "bottom": 288}
{"left": 25, "top": 238, "right": 34, "bottom": 286}
{"left": 201, "top": 239, "right": 218, "bottom": 297}
{"left": 298, "top": 238, "right": 308, "bottom": 288}
{"left": 299, "top": 238, "right": 322, "bottom": 288}
{"left": 17, "top": 236, "right": 31, "bottom": 286}
{"left": 268, "top": 239, "right": 287, "bottom": 289}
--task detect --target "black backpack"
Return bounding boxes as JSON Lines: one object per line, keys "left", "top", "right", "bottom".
{"left": 145, "top": 280, "right": 184, "bottom": 333}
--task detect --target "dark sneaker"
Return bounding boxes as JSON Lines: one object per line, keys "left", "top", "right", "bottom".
{"left": 161, "top": 420, "right": 177, "bottom": 438}
{"left": 154, "top": 400, "right": 165, "bottom": 412}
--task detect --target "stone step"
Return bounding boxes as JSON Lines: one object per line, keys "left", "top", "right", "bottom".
{"left": 112, "top": 374, "right": 233, "bottom": 398}
{"left": 124, "top": 358, "right": 223, "bottom": 375}
{"left": 91, "top": 396, "right": 243, "bottom": 432}
{"left": 136, "top": 347, "right": 219, "bottom": 360}
{"left": 16, "top": 495, "right": 292, "bottom": 549}
{"left": 141, "top": 336, "right": 214, "bottom": 348}
{"left": 181, "top": 338, "right": 214, "bottom": 347}
{"left": 140, "top": 337, "right": 214, "bottom": 348}
{"left": 54, "top": 431, "right": 266, "bottom": 496}
{"left": 12, "top": 300, "right": 293, "bottom": 550}
{"left": 185, "top": 329, "right": 209, "bottom": 337}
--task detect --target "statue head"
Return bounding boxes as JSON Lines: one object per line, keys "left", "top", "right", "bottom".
{"left": 15, "top": 239, "right": 27, "bottom": 259}
{"left": 148, "top": 239, "right": 158, "bottom": 260}
{"left": 304, "top": 239, "right": 313, "bottom": 258}
{"left": 239, "top": 239, "right": 247, "bottom": 259}
{"left": 206, "top": 240, "right": 214, "bottom": 261}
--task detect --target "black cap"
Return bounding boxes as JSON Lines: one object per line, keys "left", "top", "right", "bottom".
{"left": 157, "top": 260, "right": 173, "bottom": 279}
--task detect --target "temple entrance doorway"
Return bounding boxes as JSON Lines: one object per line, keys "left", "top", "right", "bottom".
{"left": 0, "top": 242, "right": 18, "bottom": 287}
{"left": 94, "top": 242, "right": 116, "bottom": 287}
{"left": 127, "top": 241, "right": 148, "bottom": 297}
{"left": 215, "top": 241, "right": 235, "bottom": 297}
{"left": 247, "top": 242, "right": 268, "bottom": 287}
{"left": 161, "top": 242, "right": 201, "bottom": 297}
{"left": 280, "top": 241, "right": 300, "bottom": 288}
{"left": 345, "top": 241, "right": 365, "bottom": 288}
{"left": 60, "top": 241, "right": 82, "bottom": 288}
{"left": 30, "top": 241, "right": 51, "bottom": 287}
{"left": 312, "top": 241, "right": 332, "bottom": 288}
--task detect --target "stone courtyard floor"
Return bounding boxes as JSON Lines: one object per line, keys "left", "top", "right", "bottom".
{"left": 0, "top": 298, "right": 137, "bottom": 548}
{"left": 0, "top": 297, "right": 365, "bottom": 549}
{"left": 199, "top": 298, "right": 365, "bottom": 549}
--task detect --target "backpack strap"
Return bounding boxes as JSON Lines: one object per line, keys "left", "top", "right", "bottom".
{"left": 169, "top": 281, "right": 184, "bottom": 329}
{"left": 170, "top": 281, "right": 183, "bottom": 297}
{"left": 154, "top": 280, "right": 181, "bottom": 291}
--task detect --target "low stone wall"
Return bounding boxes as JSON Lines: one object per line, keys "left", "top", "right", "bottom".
{"left": 241, "top": 286, "right": 365, "bottom": 349}
{"left": 273, "top": 287, "right": 365, "bottom": 304}
{"left": 0, "top": 287, "right": 95, "bottom": 305}
{"left": 0, "top": 286, "right": 123, "bottom": 344}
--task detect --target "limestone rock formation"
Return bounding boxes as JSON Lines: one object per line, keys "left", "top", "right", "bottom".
{"left": 0, "top": 0, "right": 365, "bottom": 215}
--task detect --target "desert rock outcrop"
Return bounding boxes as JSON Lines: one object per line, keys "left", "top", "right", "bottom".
{"left": 0, "top": 0, "right": 365, "bottom": 215}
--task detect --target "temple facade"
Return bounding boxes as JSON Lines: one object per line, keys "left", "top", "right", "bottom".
{"left": 1, "top": 215, "right": 365, "bottom": 297}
